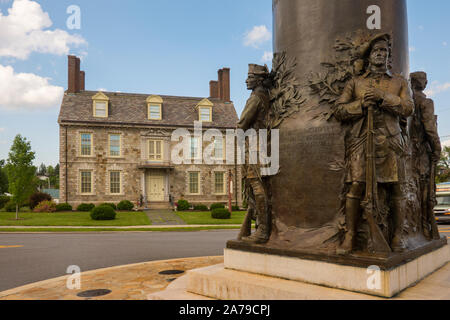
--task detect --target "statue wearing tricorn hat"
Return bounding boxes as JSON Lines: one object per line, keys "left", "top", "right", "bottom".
{"left": 334, "top": 33, "right": 415, "bottom": 255}
{"left": 237, "top": 64, "right": 272, "bottom": 244}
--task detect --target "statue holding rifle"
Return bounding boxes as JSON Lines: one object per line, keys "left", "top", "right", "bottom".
{"left": 334, "top": 34, "right": 415, "bottom": 255}
{"left": 410, "top": 71, "right": 442, "bottom": 240}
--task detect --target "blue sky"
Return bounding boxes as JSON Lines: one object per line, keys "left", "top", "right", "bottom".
{"left": 0, "top": 0, "right": 449, "bottom": 166}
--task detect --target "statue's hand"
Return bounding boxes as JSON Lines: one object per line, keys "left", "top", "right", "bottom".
{"left": 364, "top": 88, "right": 385, "bottom": 103}
{"left": 362, "top": 98, "right": 377, "bottom": 109}
{"left": 432, "top": 151, "right": 441, "bottom": 164}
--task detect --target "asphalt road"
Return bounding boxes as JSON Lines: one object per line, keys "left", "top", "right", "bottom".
{"left": 0, "top": 230, "right": 239, "bottom": 292}
{"left": 0, "top": 227, "right": 448, "bottom": 292}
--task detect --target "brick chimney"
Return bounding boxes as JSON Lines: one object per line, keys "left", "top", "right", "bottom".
{"left": 220, "top": 68, "right": 230, "bottom": 102}
{"left": 209, "top": 81, "right": 219, "bottom": 99}
{"left": 79, "top": 71, "right": 85, "bottom": 91}
{"left": 68, "top": 55, "right": 85, "bottom": 93}
{"left": 209, "top": 68, "right": 230, "bottom": 101}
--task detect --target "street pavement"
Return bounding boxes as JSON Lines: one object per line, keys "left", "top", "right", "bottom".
{"left": 0, "top": 230, "right": 238, "bottom": 291}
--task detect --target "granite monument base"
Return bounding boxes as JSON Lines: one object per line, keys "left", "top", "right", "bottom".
{"left": 218, "top": 240, "right": 449, "bottom": 298}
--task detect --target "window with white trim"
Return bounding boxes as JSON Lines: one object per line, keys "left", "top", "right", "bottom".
{"left": 189, "top": 172, "right": 200, "bottom": 194}
{"left": 80, "top": 171, "right": 92, "bottom": 194}
{"left": 213, "top": 138, "right": 223, "bottom": 159}
{"left": 214, "top": 172, "right": 225, "bottom": 194}
{"left": 80, "top": 133, "right": 92, "bottom": 156}
{"left": 199, "top": 107, "right": 212, "bottom": 122}
{"left": 190, "top": 137, "right": 200, "bottom": 159}
{"left": 149, "top": 140, "right": 163, "bottom": 161}
{"left": 109, "top": 134, "right": 121, "bottom": 157}
{"left": 110, "top": 171, "right": 121, "bottom": 194}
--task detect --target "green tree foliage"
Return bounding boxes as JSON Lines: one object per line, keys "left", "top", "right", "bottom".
{"left": 0, "top": 159, "right": 8, "bottom": 194}
{"left": 5, "top": 135, "right": 37, "bottom": 219}
{"left": 436, "top": 146, "right": 450, "bottom": 183}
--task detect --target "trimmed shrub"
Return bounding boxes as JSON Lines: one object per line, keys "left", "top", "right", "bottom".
{"left": 90, "top": 205, "right": 116, "bottom": 221}
{"left": 0, "top": 195, "right": 10, "bottom": 209}
{"left": 34, "top": 200, "right": 57, "bottom": 213}
{"left": 232, "top": 205, "right": 240, "bottom": 211}
{"left": 56, "top": 203, "right": 72, "bottom": 212}
{"left": 5, "top": 201, "right": 16, "bottom": 212}
{"left": 210, "top": 203, "right": 225, "bottom": 211}
{"left": 211, "top": 208, "right": 231, "bottom": 220}
{"left": 29, "top": 192, "right": 52, "bottom": 210}
{"left": 100, "top": 203, "right": 117, "bottom": 210}
{"left": 77, "top": 203, "right": 95, "bottom": 212}
{"left": 193, "top": 204, "right": 208, "bottom": 211}
{"left": 117, "top": 200, "right": 134, "bottom": 211}
{"left": 177, "top": 200, "right": 190, "bottom": 211}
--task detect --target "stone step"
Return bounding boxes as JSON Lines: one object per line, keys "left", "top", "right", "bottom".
{"left": 147, "top": 202, "right": 173, "bottom": 210}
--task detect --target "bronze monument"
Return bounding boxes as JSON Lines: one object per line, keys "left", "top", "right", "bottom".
{"left": 228, "top": 0, "right": 447, "bottom": 271}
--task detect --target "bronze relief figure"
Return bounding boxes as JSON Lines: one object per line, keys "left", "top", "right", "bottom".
{"left": 238, "top": 64, "right": 272, "bottom": 244}
{"left": 410, "top": 71, "right": 442, "bottom": 240}
{"left": 334, "top": 34, "right": 415, "bottom": 255}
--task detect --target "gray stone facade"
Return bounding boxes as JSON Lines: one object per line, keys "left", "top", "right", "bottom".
{"left": 59, "top": 123, "right": 242, "bottom": 209}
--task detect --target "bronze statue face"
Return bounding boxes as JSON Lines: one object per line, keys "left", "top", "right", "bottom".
{"left": 246, "top": 74, "right": 260, "bottom": 90}
{"left": 411, "top": 72, "right": 428, "bottom": 91}
{"left": 369, "top": 40, "right": 389, "bottom": 68}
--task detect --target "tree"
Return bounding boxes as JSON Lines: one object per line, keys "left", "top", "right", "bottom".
{"left": 5, "top": 135, "right": 37, "bottom": 219}
{"left": 436, "top": 146, "right": 450, "bottom": 183}
{"left": 0, "top": 160, "right": 8, "bottom": 194}
{"left": 37, "top": 163, "right": 47, "bottom": 176}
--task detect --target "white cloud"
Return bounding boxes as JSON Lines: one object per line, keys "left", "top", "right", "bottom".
{"left": 409, "top": 46, "right": 416, "bottom": 52}
{"left": 443, "top": 41, "right": 448, "bottom": 47}
{"left": 424, "top": 82, "right": 450, "bottom": 97}
{"left": 261, "top": 51, "right": 273, "bottom": 63}
{"left": 0, "top": 64, "right": 64, "bottom": 110}
{"left": 0, "top": 0, "right": 86, "bottom": 59}
{"left": 243, "top": 25, "right": 271, "bottom": 48}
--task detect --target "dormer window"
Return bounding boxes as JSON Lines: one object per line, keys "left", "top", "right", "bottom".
{"left": 92, "top": 92, "right": 109, "bottom": 118}
{"left": 197, "top": 99, "right": 213, "bottom": 122}
{"left": 147, "top": 95, "right": 163, "bottom": 120}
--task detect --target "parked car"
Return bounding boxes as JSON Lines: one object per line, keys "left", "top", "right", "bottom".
{"left": 434, "top": 183, "right": 450, "bottom": 223}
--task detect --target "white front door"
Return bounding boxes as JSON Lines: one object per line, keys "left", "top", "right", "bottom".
{"left": 146, "top": 175, "right": 165, "bottom": 202}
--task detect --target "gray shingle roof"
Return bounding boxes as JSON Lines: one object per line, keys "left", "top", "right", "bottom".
{"left": 58, "top": 91, "right": 238, "bottom": 129}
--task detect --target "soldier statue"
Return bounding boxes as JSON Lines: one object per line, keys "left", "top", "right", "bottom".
{"left": 410, "top": 71, "right": 442, "bottom": 240}
{"left": 334, "top": 34, "right": 415, "bottom": 254}
{"left": 238, "top": 64, "right": 271, "bottom": 244}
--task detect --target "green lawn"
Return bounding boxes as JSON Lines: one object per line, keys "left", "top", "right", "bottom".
{"left": 0, "top": 211, "right": 151, "bottom": 226}
{"left": 175, "top": 211, "right": 247, "bottom": 225}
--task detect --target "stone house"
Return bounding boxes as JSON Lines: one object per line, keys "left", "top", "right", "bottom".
{"left": 58, "top": 56, "right": 242, "bottom": 209}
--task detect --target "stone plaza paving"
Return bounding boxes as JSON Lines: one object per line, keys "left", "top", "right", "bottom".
{"left": 0, "top": 256, "right": 448, "bottom": 300}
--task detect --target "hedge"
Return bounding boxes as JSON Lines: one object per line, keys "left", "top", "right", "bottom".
{"left": 34, "top": 201, "right": 57, "bottom": 213}
{"left": 210, "top": 203, "right": 225, "bottom": 211}
{"left": 177, "top": 200, "right": 190, "bottom": 211}
{"left": 56, "top": 203, "right": 73, "bottom": 212}
{"left": 29, "top": 192, "right": 52, "bottom": 210}
{"left": 211, "top": 208, "right": 231, "bottom": 219}
{"left": 90, "top": 205, "right": 117, "bottom": 221}
{"left": 77, "top": 203, "right": 95, "bottom": 212}
{"left": 100, "top": 203, "right": 117, "bottom": 210}
{"left": 193, "top": 204, "right": 208, "bottom": 211}
{"left": 117, "top": 200, "right": 134, "bottom": 211}
{"left": 0, "top": 195, "right": 10, "bottom": 209}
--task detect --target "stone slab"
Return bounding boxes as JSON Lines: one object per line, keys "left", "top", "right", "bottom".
{"left": 184, "top": 262, "right": 450, "bottom": 300}
{"left": 222, "top": 244, "right": 450, "bottom": 298}
{"left": 227, "top": 237, "right": 448, "bottom": 270}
